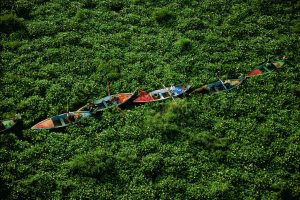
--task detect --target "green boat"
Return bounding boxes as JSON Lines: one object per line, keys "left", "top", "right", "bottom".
{"left": 245, "top": 57, "right": 287, "bottom": 78}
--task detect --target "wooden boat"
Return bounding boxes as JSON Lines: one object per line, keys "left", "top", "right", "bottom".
{"left": 189, "top": 78, "right": 244, "bottom": 95}
{"left": 0, "top": 114, "right": 21, "bottom": 133}
{"left": 245, "top": 59, "right": 287, "bottom": 78}
{"left": 77, "top": 92, "right": 136, "bottom": 113}
{"left": 31, "top": 111, "right": 91, "bottom": 130}
{"left": 133, "top": 85, "right": 191, "bottom": 103}
{"left": 208, "top": 78, "right": 243, "bottom": 92}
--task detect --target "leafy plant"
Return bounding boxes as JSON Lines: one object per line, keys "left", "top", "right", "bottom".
{"left": 175, "top": 38, "right": 192, "bottom": 52}
{"left": 152, "top": 7, "right": 175, "bottom": 24}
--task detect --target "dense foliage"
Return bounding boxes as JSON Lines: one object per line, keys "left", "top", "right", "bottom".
{"left": 1, "top": 0, "right": 299, "bottom": 199}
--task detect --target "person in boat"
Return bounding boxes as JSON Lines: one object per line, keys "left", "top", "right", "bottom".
{"left": 86, "top": 103, "right": 97, "bottom": 113}
{"left": 109, "top": 96, "right": 119, "bottom": 105}
{"left": 222, "top": 74, "right": 245, "bottom": 88}
{"left": 152, "top": 93, "right": 160, "bottom": 100}
{"left": 66, "top": 112, "right": 75, "bottom": 123}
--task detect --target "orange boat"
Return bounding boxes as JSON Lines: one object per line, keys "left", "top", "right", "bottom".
{"left": 31, "top": 111, "right": 91, "bottom": 130}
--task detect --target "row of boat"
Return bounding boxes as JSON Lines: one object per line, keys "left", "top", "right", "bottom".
{"left": 0, "top": 57, "right": 287, "bottom": 132}
{"left": 31, "top": 85, "right": 192, "bottom": 129}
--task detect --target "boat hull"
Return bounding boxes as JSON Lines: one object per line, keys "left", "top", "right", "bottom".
{"left": 246, "top": 60, "right": 286, "bottom": 78}
{"left": 208, "top": 79, "right": 243, "bottom": 92}
{"left": 133, "top": 85, "right": 191, "bottom": 103}
{"left": 189, "top": 79, "right": 243, "bottom": 95}
{"left": 78, "top": 92, "right": 136, "bottom": 112}
{"left": 31, "top": 111, "right": 91, "bottom": 130}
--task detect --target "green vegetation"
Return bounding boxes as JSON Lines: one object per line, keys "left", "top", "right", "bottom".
{"left": 0, "top": 13, "right": 26, "bottom": 34}
{"left": 0, "top": 0, "right": 299, "bottom": 199}
{"left": 175, "top": 38, "right": 192, "bottom": 52}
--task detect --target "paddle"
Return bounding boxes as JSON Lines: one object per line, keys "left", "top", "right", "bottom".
{"left": 219, "top": 79, "right": 229, "bottom": 91}
{"left": 215, "top": 71, "right": 228, "bottom": 91}
{"left": 106, "top": 80, "right": 111, "bottom": 96}
{"left": 163, "top": 84, "right": 175, "bottom": 101}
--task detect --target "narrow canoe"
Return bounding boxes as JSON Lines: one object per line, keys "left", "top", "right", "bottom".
{"left": 31, "top": 111, "right": 91, "bottom": 130}
{"left": 245, "top": 59, "right": 287, "bottom": 78}
{"left": 208, "top": 78, "right": 244, "bottom": 92}
{"left": 133, "top": 85, "right": 191, "bottom": 103}
{"left": 189, "top": 78, "right": 244, "bottom": 94}
{"left": 78, "top": 92, "right": 136, "bottom": 113}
